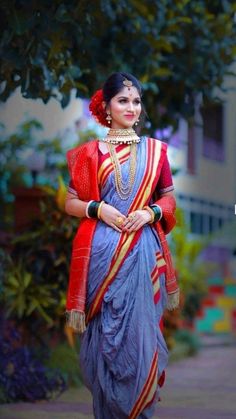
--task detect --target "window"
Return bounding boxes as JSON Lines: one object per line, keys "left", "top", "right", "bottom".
{"left": 201, "top": 102, "right": 224, "bottom": 162}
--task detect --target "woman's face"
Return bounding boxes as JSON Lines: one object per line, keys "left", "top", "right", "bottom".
{"left": 107, "top": 86, "right": 142, "bottom": 129}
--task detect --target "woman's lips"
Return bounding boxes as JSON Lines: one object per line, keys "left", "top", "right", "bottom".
{"left": 124, "top": 115, "right": 135, "bottom": 119}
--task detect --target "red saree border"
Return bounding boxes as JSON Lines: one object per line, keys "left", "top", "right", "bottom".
{"left": 129, "top": 351, "right": 158, "bottom": 419}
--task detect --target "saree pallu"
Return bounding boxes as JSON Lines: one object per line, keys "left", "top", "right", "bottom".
{"left": 78, "top": 138, "right": 172, "bottom": 418}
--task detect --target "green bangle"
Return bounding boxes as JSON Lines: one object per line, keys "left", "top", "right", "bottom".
{"left": 88, "top": 201, "right": 100, "bottom": 218}
{"left": 150, "top": 204, "right": 162, "bottom": 222}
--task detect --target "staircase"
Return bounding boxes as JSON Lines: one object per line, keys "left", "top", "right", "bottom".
{"left": 195, "top": 275, "right": 236, "bottom": 334}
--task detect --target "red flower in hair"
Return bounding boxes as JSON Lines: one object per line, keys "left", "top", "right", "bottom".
{"left": 89, "top": 89, "right": 110, "bottom": 127}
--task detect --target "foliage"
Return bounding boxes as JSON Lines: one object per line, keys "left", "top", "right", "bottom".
{"left": 0, "top": 119, "right": 69, "bottom": 201}
{"left": 1, "top": 254, "right": 57, "bottom": 325}
{"left": 170, "top": 208, "right": 212, "bottom": 321}
{"left": 45, "top": 342, "right": 83, "bottom": 387}
{"left": 0, "top": 321, "right": 66, "bottom": 403}
{"left": 1, "top": 0, "right": 236, "bottom": 128}
{"left": 0, "top": 184, "right": 78, "bottom": 332}
{"left": 169, "top": 329, "right": 201, "bottom": 361}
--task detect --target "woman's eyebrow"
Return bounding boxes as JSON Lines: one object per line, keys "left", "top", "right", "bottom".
{"left": 117, "top": 95, "right": 141, "bottom": 99}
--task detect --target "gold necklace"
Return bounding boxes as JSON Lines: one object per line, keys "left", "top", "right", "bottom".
{"left": 107, "top": 142, "right": 137, "bottom": 200}
{"left": 104, "top": 128, "right": 140, "bottom": 144}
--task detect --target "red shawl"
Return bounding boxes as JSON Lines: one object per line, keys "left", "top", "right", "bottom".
{"left": 66, "top": 139, "right": 179, "bottom": 332}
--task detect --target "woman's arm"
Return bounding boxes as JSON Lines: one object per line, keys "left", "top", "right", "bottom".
{"left": 64, "top": 191, "right": 88, "bottom": 218}
{"left": 159, "top": 190, "right": 175, "bottom": 198}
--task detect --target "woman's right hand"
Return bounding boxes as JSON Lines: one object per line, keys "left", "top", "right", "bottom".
{"left": 100, "top": 203, "right": 127, "bottom": 232}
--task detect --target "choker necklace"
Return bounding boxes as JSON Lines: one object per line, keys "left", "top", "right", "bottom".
{"left": 104, "top": 128, "right": 140, "bottom": 144}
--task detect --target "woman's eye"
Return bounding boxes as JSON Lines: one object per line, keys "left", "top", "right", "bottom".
{"left": 119, "top": 99, "right": 127, "bottom": 103}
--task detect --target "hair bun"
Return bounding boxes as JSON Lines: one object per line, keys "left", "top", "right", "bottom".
{"left": 89, "top": 89, "right": 110, "bottom": 127}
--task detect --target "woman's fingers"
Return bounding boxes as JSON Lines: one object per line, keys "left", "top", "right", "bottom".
{"left": 110, "top": 222, "right": 123, "bottom": 233}
{"left": 123, "top": 210, "right": 151, "bottom": 232}
{"left": 125, "top": 220, "right": 145, "bottom": 232}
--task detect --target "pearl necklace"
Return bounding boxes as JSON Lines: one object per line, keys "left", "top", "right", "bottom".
{"left": 107, "top": 142, "right": 137, "bottom": 200}
{"left": 102, "top": 128, "right": 139, "bottom": 200}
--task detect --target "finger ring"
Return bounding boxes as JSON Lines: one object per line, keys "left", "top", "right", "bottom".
{"left": 128, "top": 212, "right": 136, "bottom": 221}
{"left": 116, "top": 216, "right": 123, "bottom": 226}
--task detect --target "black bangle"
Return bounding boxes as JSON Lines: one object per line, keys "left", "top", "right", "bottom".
{"left": 150, "top": 204, "right": 162, "bottom": 222}
{"left": 87, "top": 200, "right": 100, "bottom": 218}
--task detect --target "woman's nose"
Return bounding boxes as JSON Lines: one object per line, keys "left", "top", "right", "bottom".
{"left": 127, "top": 102, "right": 134, "bottom": 112}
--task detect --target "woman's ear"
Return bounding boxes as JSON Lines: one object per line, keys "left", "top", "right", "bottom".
{"left": 102, "top": 101, "right": 106, "bottom": 110}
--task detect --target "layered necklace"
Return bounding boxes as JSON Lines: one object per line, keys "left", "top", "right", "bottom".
{"left": 103, "top": 128, "right": 140, "bottom": 200}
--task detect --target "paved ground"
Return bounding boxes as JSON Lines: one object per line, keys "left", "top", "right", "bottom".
{"left": 1, "top": 343, "right": 236, "bottom": 419}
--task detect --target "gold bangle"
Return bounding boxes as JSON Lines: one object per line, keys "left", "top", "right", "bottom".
{"left": 97, "top": 201, "right": 105, "bottom": 220}
{"left": 143, "top": 206, "right": 155, "bottom": 224}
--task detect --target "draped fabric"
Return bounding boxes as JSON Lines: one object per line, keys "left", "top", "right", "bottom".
{"left": 66, "top": 137, "right": 178, "bottom": 418}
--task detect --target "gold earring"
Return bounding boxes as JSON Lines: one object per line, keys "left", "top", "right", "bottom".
{"left": 106, "top": 112, "right": 112, "bottom": 124}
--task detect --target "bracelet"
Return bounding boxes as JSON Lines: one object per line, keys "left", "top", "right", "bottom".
{"left": 97, "top": 201, "right": 105, "bottom": 220}
{"left": 85, "top": 200, "right": 94, "bottom": 218}
{"left": 87, "top": 200, "right": 100, "bottom": 218}
{"left": 150, "top": 204, "right": 162, "bottom": 222}
{"left": 143, "top": 206, "right": 155, "bottom": 224}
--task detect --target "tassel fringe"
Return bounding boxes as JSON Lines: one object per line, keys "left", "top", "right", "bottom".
{"left": 65, "top": 310, "right": 86, "bottom": 333}
{"left": 166, "top": 288, "right": 180, "bottom": 310}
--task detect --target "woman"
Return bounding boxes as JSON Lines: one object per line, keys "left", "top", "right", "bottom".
{"left": 65, "top": 72, "right": 179, "bottom": 418}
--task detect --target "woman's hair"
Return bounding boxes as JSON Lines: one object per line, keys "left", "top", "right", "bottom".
{"left": 89, "top": 71, "right": 145, "bottom": 128}
{"left": 102, "top": 72, "right": 142, "bottom": 104}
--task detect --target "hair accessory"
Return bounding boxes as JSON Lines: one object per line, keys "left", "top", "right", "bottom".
{"left": 89, "top": 89, "right": 110, "bottom": 127}
{"left": 123, "top": 78, "right": 133, "bottom": 88}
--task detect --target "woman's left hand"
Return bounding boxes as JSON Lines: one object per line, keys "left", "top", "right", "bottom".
{"left": 122, "top": 210, "right": 151, "bottom": 233}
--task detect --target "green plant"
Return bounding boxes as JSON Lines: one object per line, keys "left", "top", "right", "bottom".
{"left": 46, "top": 342, "right": 83, "bottom": 387}
{"left": 170, "top": 208, "right": 213, "bottom": 321}
{"left": 1, "top": 184, "right": 78, "bottom": 336}
{"left": 2, "top": 255, "right": 57, "bottom": 325}
{"left": 169, "top": 329, "right": 201, "bottom": 362}
{"left": 0, "top": 119, "right": 69, "bottom": 203}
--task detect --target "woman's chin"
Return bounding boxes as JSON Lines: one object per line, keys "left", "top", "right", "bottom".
{"left": 112, "top": 122, "right": 134, "bottom": 130}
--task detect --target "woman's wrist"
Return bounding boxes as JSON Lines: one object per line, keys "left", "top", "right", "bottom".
{"left": 143, "top": 204, "right": 162, "bottom": 224}
{"left": 143, "top": 206, "right": 155, "bottom": 224}
{"left": 86, "top": 200, "right": 105, "bottom": 219}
